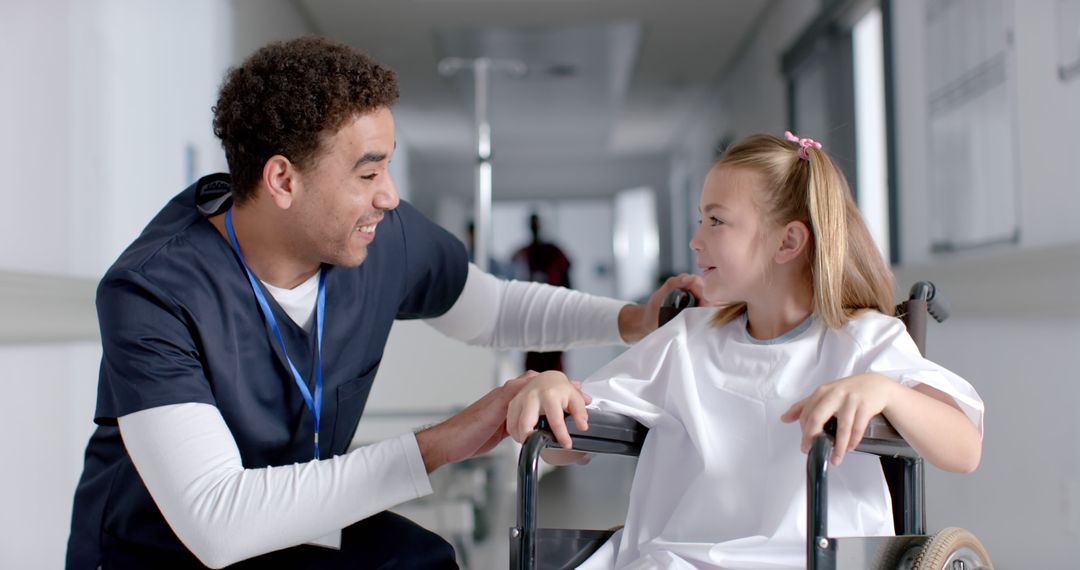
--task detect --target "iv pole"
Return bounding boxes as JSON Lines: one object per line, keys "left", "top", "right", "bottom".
{"left": 437, "top": 57, "right": 526, "bottom": 273}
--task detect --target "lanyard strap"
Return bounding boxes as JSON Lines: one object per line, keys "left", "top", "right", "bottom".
{"left": 225, "top": 210, "right": 325, "bottom": 459}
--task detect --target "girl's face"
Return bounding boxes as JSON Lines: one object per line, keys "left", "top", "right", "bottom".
{"left": 690, "top": 165, "right": 779, "bottom": 305}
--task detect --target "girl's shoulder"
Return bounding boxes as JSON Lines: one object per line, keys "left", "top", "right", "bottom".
{"left": 843, "top": 309, "right": 903, "bottom": 329}
{"left": 835, "top": 309, "right": 909, "bottom": 351}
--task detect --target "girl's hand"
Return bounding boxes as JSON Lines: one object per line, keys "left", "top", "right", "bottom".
{"left": 507, "top": 371, "right": 592, "bottom": 448}
{"left": 780, "top": 373, "right": 898, "bottom": 465}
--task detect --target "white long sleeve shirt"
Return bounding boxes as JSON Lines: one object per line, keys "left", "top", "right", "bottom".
{"left": 120, "top": 264, "right": 629, "bottom": 567}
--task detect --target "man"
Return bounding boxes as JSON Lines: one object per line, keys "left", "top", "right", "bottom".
{"left": 511, "top": 212, "right": 574, "bottom": 372}
{"left": 66, "top": 36, "right": 701, "bottom": 569}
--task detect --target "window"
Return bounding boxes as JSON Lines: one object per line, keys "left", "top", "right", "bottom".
{"left": 853, "top": 6, "right": 890, "bottom": 261}
{"left": 924, "top": 0, "right": 1018, "bottom": 251}
{"left": 783, "top": 0, "right": 897, "bottom": 262}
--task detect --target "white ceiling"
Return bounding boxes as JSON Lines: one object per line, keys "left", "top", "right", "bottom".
{"left": 295, "top": 1, "right": 768, "bottom": 154}
{"left": 297, "top": 0, "right": 772, "bottom": 165}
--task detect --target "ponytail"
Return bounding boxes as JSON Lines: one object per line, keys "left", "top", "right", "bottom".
{"left": 805, "top": 148, "right": 850, "bottom": 327}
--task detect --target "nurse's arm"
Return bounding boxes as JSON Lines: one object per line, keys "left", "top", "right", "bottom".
{"left": 119, "top": 402, "right": 432, "bottom": 568}
{"left": 425, "top": 263, "right": 704, "bottom": 348}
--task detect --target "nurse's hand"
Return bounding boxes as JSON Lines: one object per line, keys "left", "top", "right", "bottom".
{"left": 780, "top": 373, "right": 897, "bottom": 466}
{"left": 618, "top": 274, "right": 705, "bottom": 343}
{"left": 415, "top": 370, "right": 537, "bottom": 473}
{"left": 506, "top": 370, "right": 592, "bottom": 449}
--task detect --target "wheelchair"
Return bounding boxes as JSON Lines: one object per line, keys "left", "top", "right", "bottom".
{"left": 510, "top": 282, "right": 992, "bottom": 570}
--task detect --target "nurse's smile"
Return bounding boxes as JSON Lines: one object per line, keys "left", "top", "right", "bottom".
{"left": 355, "top": 216, "right": 381, "bottom": 243}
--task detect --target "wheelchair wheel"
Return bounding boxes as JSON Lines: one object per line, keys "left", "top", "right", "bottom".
{"left": 911, "top": 527, "right": 993, "bottom": 570}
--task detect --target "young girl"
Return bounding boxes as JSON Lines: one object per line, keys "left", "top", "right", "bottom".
{"left": 506, "top": 132, "right": 984, "bottom": 569}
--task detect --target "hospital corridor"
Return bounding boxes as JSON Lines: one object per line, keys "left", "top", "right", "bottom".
{"left": 2, "top": 0, "right": 1079, "bottom": 568}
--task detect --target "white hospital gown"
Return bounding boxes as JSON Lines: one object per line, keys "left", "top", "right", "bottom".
{"left": 575, "top": 308, "right": 984, "bottom": 570}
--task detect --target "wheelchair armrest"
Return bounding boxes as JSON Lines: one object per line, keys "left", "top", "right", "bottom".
{"left": 516, "top": 412, "right": 647, "bottom": 568}
{"left": 811, "top": 414, "right": 928, "bottom": 544}
{"left": 823, "top": 414, "right": 919, "bottom": 459}
{"left": 536, "top": 410, "right": 648, "bottom": 456}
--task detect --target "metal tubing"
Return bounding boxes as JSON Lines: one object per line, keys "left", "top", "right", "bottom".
{"left": 472, "top": 59, "right": 492, "bottom": 274}
{"left": 436, "top": 57, "right": 524, "bottom": 276}
{"left": 514, "top": 430, "right": 549, "bottom": 570}
{"left": 807, "top": 434, "right": 833, "bottom": 570}
{"left": 906, "top": 458, "right": 926, "bottom": 535}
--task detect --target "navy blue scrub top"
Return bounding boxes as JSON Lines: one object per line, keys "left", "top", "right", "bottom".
{"left": 66, "top": 178, "right": 468, "bottom": 569}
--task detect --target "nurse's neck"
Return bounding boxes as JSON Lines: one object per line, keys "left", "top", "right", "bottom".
{"left": 743, "top": 282, "right": 814, "bottom": 341}
{"left": 209, "top": 204, "right": 320, "bottom": 290}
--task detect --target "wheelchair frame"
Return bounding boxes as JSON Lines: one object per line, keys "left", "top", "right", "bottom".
{"left": 511, "top": 282, "right": 968, "bottom": 570}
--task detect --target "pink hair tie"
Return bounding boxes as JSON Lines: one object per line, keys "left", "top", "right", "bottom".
{"left": 784, "top": 130, "right": 822, "bottom": 160}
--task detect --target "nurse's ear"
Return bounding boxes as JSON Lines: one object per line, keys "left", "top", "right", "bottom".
{"left": 774, "top": 220, "right": 811, "bottom": 265}
{"left": 261, "top": 155, "right": 298, "bottom": 210}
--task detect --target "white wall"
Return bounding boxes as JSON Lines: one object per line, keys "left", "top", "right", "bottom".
{"left": 891, "top": 1, "right": 1080, "bottom": 566}
{"left": 0, "top": 342, "right": 100, "bottom": 569}
{"left": 2, "top": 0, "right": 232, "bottom": 277}
{"left": 893, "top": 244, "right": 1080, "bottom": 567}
{"left": 893, "top": 0, "right": 1080, "bottom": 262}
{"left": 0, "top": 1, "right": 311, "bottom": 567}
{"left": 232, "top": 0, "right": 313, "bottom": 63}
{"left": 1012, "top": 2, "right": 1080, "bottom": 247}
{"left": 1, "top": 0, "right": 75, "bottom": 275}
{"left": 1010, "top": 1, "right": 1080, "bottom": 247}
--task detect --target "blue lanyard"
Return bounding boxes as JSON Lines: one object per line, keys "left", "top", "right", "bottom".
{"left": 225, "top": 210, "right": 326, "bottom": 460}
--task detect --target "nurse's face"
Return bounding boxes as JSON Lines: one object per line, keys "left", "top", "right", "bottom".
{"left": 292, "top": 107, "right": 400, "bottom": 268}
{"left": 689, "top": 165, "right": 778, "bottom": 305}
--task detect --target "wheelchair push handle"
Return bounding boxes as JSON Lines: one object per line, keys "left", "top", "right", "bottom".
{"left": 907, "top": 280, "right": 949, "bottom": 323}
{"left": 659, "top": 288, "right": 698, "bottom": 327}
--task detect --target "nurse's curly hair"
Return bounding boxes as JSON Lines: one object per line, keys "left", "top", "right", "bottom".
{"left": 212, "top": 35, "right": 399, "bottom": 203}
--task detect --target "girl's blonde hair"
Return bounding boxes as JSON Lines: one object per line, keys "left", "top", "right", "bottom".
{"left": 710, "top": 133, "right": 895, "bottom": 329}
